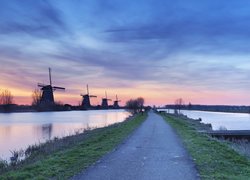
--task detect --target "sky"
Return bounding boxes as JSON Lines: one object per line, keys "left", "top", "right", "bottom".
{"left": 1, "top": 0, "right": 250, "bottom": 106}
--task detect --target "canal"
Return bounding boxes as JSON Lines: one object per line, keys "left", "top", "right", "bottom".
{"left": 0, "top": 110, "right": 130, "bottom": 160}
{"left": 160, "top": 109, "right": 250, "bottom": 130}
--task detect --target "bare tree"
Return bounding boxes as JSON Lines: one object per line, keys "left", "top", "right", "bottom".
{"left": 0, "top": 89, "right": 14, "bottom": 105}
{"left": 31, "top": 89, "right": 42, "bottom": 106}
{"left": 126, "top": 97, "right": 145, "bottom": 114}
{"left": 126, "top": 99, "right": 138, "bottom": 114}
{"left": 137, "top": 97, "right": 145, "bottom": 114}
{"left": 175, "top": 98, "right": 184, "bottom": 114}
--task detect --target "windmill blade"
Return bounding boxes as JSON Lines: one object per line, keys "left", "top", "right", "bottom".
{"left": 38, "top": 83, "right": 46, "bottom": 87}
{"left": 86, "top": 84, "right": 89, "bottom": 95}
{"left": 115, "top": 95, "right": 122, "bottom": 102}
{"left": 49, "top": 67, "right": 52, "bottom": 86}
{"left": 89, "top": 95, "right": 97, "bottom": 98}
{"left": 53, "top": 86, "right": 65, "bottom": 90}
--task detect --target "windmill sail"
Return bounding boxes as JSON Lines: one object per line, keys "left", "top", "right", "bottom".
{"left": 53, "top": 86, "right": 65, "bottom": 90}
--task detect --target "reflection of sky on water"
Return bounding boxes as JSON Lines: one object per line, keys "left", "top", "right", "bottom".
{"left": 160, "top": 109, "right": 250, "bottom": 130}
{"left": 0, "top": 110, "right": 130, "bottom": 160}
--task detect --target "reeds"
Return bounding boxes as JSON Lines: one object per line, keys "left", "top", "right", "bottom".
{"left": 0, "top": 159, "right": 7, "bottom": 172}
{"left": 229, "top": 139, "right": 250, "bottom": 159}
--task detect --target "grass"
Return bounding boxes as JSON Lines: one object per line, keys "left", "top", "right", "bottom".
{"left": 0, "top": 113, "right": 147, "bottom": 179}
{"left": 160, "top": 113, "right": 250, "bottom": 180}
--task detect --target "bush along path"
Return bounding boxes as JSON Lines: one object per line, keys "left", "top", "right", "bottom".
{"left": 0, "top": 113, "right": 147, "bottom": 179}
{"left": 160, "top": 113, "right": 250, "bottom": 179}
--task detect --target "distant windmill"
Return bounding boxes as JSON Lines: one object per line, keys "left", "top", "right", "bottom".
{"left": 101, "top": 91, "right": 112, "bottom": 108}
{"left": 81, "top": 84, "right": 97, "bottom": 109}
{"left": 113, "top": 95, "right": 121, "bottom": 109}
{"left": 38, "top": 68, "right": 65, "bottom": 105}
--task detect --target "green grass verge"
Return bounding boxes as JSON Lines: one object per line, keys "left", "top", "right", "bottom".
{"left": 1, "top": 113, "right": 147, "bottom": 179}
{"left": 161, "top": 113, "right": 250, "bottom": 180}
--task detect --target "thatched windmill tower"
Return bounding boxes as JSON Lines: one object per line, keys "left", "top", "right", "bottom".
{"left": 113, "top": 95, "right": 121, "bottom": 109}
{"left": 81, "top": 85, "right": 97, "bottom": 109}
{"left": 101, "top": 91, "right": 112, "bottom": 109}
{"left": 38, "top": 68, "right": 65, "bottom": 105}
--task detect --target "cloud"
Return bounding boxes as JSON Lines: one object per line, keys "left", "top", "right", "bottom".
{"left": 102, "top": 0, "right": 250, "bottom": 57}
{"left": 1, "top": 0, "right": 250, "bottom": 105}
{"left": 0, "top": 0, "right": 69, "bottom": 38}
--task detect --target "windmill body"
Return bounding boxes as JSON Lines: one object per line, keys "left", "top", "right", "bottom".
{"left": 82, "top": 94, "right": 91, "bottom": 108}
{"left": 40, "top": 85, "right": 54, "bottom": 104}
{"left": 101, "top": 99, "right": 108, "bottom": 108}
{"left": 101, "top": 91, "right": 111, "bottom": 109}
{"left": 38, "top": 68, "right": 65, "bottom": 106}
{"left": 113, "top": 100, "right": 119, "bottom": 108}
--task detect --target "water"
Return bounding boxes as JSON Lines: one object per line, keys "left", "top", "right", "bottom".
{"left": 0, "top": 110, "right": 130, "bottom": 160}
{"left": 160, "top": 109, "right": 250, "bottom": 130}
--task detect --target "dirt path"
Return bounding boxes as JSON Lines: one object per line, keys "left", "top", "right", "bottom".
{"left": 72, "top": 112, "right": 199, "bottom": 180}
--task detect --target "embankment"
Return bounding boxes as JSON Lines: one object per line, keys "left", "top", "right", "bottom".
{"left": 160, "top": 113, "right": 250, "bottom": 179}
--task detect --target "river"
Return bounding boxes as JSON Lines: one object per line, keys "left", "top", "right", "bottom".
{"left": 0, "top": 110, "right": 130, "bottom": 161}
{"left": 160, "top": 109, "right": 250, "bottom": 131}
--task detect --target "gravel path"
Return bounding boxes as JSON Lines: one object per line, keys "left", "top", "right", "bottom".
{"left": 72, "top": 112, "right": 200, "bottom": 180}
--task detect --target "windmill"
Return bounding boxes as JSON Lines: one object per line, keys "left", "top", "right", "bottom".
{"left": 81, "top": 84, "right": 97, "bottom": 109}
{"left": 113, "top": 95, "right": 121, "bottom": 109}
{"left": 101, "top": 91, "right": 112, "bottom": 108}
{"left": 38, "top": 68, "right": 65, "bottom": 105}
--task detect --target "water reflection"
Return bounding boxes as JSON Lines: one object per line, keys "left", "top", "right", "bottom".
{"left": 0, "top": 110, "right": 130, "bottom": 160}
{"left": 41, "top": 124, "right": 53, "bottom": 140}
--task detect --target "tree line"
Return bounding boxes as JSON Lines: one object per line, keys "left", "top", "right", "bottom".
{"left": 0, "top": 89, "right": 148, "bottom": 113}
{"left": 0, "top": 89, "right": 13, "bottom": 105}
{"left": 0, "top": 89, "right": 41, "bottom": 106}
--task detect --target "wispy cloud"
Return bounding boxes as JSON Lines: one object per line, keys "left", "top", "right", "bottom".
{"left": 0, "top": 0, "right": 68, "bottom": 38}
{"left": 1, "top": 0, "right": 250, "bottom": 105}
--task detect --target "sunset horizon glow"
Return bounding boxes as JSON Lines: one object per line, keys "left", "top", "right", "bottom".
{"left": 1, "top": 0, "right": 250, "bottom": 106}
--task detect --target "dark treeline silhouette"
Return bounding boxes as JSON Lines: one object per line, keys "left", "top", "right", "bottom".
{"left": 0, "top": 89, "right": 15, "bottom": 112}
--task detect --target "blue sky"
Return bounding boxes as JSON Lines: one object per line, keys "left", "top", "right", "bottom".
{"left": 1, "top": 0, "right": 250, "bottom": 105}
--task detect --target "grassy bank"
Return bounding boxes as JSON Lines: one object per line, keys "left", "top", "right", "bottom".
{"left": 0, "top": 113, "right": 147, "bottom": 179}
{"left": 160, "top": 113, "right": 250, "bottom": 179}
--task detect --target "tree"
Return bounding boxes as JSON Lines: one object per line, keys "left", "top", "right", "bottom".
{"left": 175, "top": 98, "right": 184, "bottom": 114}
{"left": 0, "top": 89, "right": 14, "bottom": 105}
{"left": 126, "top": 99, "right": 138, "bottom": 114}
{"left": 31, "top": 89, "right": 42, "bottom": 106}
{"left": 137, "top": 97, "right": 145, "bottom": 113}
{"left": 126, "top": 97, "right": 145, "bottom": 114}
